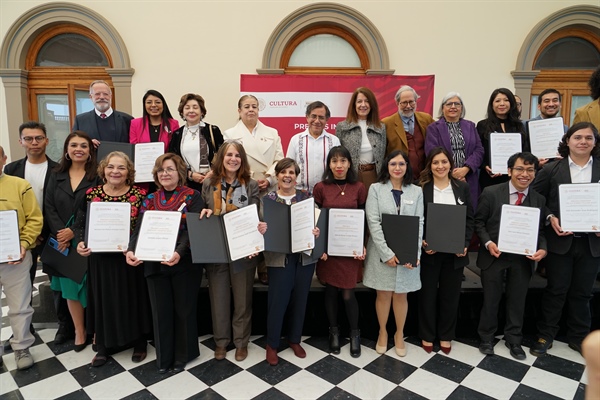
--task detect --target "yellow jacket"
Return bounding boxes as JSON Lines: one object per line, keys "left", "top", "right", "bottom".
{"left": 0, "top": 173, "right": 43, "bottom": 250}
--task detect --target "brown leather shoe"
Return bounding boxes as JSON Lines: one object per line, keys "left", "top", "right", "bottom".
{"left": 288, "top": 342, "right": 306, "bottom": 358}
{"left": 266, "top": 345, "right": 278, "bottom": 366}
{"left": 235, "top": 346, "right": 248, "bottom": 361}
{"left": 258, "top": 272, "right": 269, "bottom": 285}
{"left": 214, "top": 346, "right": 227, "bottom": 360}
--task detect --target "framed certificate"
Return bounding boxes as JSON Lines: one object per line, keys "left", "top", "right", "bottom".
{"left": 559, "top": 183, "right": 600, "bottom": 232}
{"left": 85, "top": 202, "right": 131, "bottom": 252}
{"left": 327, "top": 208, "right": 364, "bottom": 257}
{"left": 490, "top": 133, "right": 522, "bottom": 174}
{"left": 528, "top": 117, "right": 564, "bottom": 159}
{"left": 263, "top": 197, "right": 315, "bottom": 254}
{"left": 0, "top": 210, "right": 21, "bottom": 263}
{"left": 498, "top": 204, "right": 540, "bottom": 256}
{"left": 134, "top": 210, "right": 182, "bottom": 261}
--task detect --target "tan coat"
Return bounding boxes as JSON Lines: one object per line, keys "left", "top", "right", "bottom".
{"left": 573, "top": 99, "right": 600, "bottom": 130}
{"left": 382, "top": 111, "right": 434, "bottom": 156}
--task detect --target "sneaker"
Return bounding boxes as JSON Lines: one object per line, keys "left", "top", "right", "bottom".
{"left": 14, "top": 348, "right": 34, "bottom": 370}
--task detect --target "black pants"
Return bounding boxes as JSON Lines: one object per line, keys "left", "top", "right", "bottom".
{"left": 537, "top": 237, "right": 600, "bottom": 345}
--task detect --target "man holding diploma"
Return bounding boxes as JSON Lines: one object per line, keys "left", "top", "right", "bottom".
{"left": 0, "top": 145, "right": 42, "bottom": 370}
{"left": 476, "top": 152, "right": 547, "bottom": 360}
{"left": 530, "top": 122, "right": 600, "bottom": 357}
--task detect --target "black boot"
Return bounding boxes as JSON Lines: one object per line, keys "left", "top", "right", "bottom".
{"left": 329, "top": 326, "right": 340, "bottom": 354}
{"left": 350, "top": 329, "right": 361, "bottom": 358}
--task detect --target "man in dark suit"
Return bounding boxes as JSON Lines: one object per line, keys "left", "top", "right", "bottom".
{"left": 476, "top": 152, "right": 547, "bottom": 360}
{"left": 72, "top": 80, "right": 133, "bottom": 147}
{"left": 4, "top": 121, "right": 74, "bottom": 344}
{"left": 530, "top": 122, "right": 600, "bottom": 357}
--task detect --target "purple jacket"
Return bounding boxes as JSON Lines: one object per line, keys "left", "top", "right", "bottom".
{"left": 425, "top": 118, "right": 484, "bottom": 208}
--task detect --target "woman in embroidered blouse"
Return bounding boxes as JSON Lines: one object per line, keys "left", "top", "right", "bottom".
{"left": 262, "top": 158, "right": 320, "bottom": 366}
{"left": 199, "top": 141, "right": 262, "bottom": 362}
{"left": 129, "top": 89, "right": 179, "bottom": 151}
{"left": 126, "top": 153, "right": 204, "bottom": 374}
{"left": 313, "top": 145, "right": 367, "bottom": 358}
{"left": 168, "top": 93, "right": 224, "bottom": 192}
{"left": 363, "top": 150, "right": 424, "bottom": 358}
{"left": 335, "top": 87, "right": 386, "bottom": 193}
{"left": 418, "top": 147, "right": 474, "bottom": 355}
{"left": 76, "top": 151, "right": 152, "bottom": 367}
{"left": 425, "top": 92, "right": 484, "bottom": 209}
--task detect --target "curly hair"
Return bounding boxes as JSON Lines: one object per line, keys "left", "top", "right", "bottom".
{"left": 588, "top": 65, "right": 600, "bottom": 100}
{"left": 557, "top": 122, "right": 600, "bottom": 158}
{"left": 178, "top": 93, "right": 207, "bottom": 120}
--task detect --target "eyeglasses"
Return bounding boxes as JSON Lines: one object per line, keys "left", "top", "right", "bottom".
{"left": 157, "top": 167, "right": 177, "bottom": 175}
{"left": 21, "top": 136, "right": 46, "bottom": 143}
{"left": 511, "top": 167, "right": 535, "bottom": 174}
{"left": 398, "top": 101, "right": 416, "bottom": 107}
{"left": 389, "top": 162, "right": 407, "bottom": 168}
{"left": 308, "top": 114, "right": 327, "bottom": 121}
{"left": 444, "top": 102, "right": 462, "bottom": 108}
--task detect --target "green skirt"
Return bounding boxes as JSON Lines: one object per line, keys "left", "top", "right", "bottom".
{"left": 51, "top": 274, "right": 87, "bottom": 308}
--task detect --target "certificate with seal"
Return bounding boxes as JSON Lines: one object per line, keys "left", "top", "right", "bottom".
{"left": 134, "top": 210, "right": 182, "bottom": 261}
{"left": 85, "top": 202, "right": 131, "bottom": 252}
{"left": 135, "top": 142, "right": 164, "bottom": 182}
{"left": 528, "top": 117, "right": 564, "bottom": 159}
{"left": 327, "top": 208, "right": 364, "bottom": 257}
{"left": 490, "top": 133, "right": 522, "bottom": 174}
{"left": 559, "top": 183, "right": 600, "bottom": 232}
{"left": 223, "top": 204, "right": 264, "bottom": 261}
{"left": 498, "top": 204, "right": 540, "bottom": 256}
{"left": 0, "top": 210, "right": 21, "bottom": 263}
{"left": 263, "top": 197, "right": 315, "bottom": 254}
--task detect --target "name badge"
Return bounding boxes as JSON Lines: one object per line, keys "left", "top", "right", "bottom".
{"left": 403, "top": 199, "right": 414, "bottom": 205}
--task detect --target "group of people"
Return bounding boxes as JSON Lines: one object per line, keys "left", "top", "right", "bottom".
{"left": 1, "top": 69, "right": 599, "bottom": 376}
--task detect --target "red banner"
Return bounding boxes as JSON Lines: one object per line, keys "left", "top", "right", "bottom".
{"left": 240, "top": 74, "right": 435, "bottom": 150}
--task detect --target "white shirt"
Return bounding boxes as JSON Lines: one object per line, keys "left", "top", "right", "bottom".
{"left": 568, "top": 156, "right": 593, "bottom": 183}
{"left": 286, "top": 129, "right": 340, "bottom": 193}
{"left": 94, "top": 107, "right": 113, "bottom": 117}
{"left": 358, "top": 120, "right": 374, "bottom": 164}
{"left": 433, "top": 183, "right": 455, "bottom": 205}
{"left": 24, "top": 160, "right": 48, "bottom": 207}
{"left": 508, "top": 181, "right": 529, "bottom": 205}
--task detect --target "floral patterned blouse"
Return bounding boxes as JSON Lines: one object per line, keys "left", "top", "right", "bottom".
{"left": 86, "top": 185, "right": 146, "bottom": 233}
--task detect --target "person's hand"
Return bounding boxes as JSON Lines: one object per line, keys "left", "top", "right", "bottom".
{"left": 8, "top": 246, "right": 26, "bottom": 264}
{"left": 126, "top": 251, "right": 143, "bottom": 266}
{"left": 422, "top": 239, "right": 435, "bottom": 255}
{"left": 77, "top": 241, "right": 91, "bottom": 257}
{"left": 313, "top": 227, "right": 320, "bottom": 238}
{"left": 353, "top": 246, "right": 366, "bottom": 260}
{"left": 199, "top": 208, "right": 213, "bottom": 219}
{"left": 35, "top": 235, "right": 44, "bottom": 246}
{"left": 488, "top": 242, "right": 501, "bottom": 258}
{"left": 161, "top": 251, "right": 180, "bottom": 266}
{"left": 257, "top": 179, "right": 269, "bottom": 190}
{"left": 92, "top": 139, "right": 101, "bottom": 148}
{"left": 452, "top": 167, "right": 469, "bottom": 181}
{"left": 485, "top": 166, "right": 502, "bottom": 178}
{"left": 56, "top": 228, "right": 74, "bottom": 243}
{"left": 527, "top": 249, "right": 547, "bottom": 262}
{"left": 385, "top": 255, "right": 399, "bottom": 267}
{"left": 456, "top": 247, "right": 468, "bottom": 257}
{"left": 257, "top": 222, "right": 267, "bottom": 235}
{"left": 204, "top": 170, "right": 213, "bottom": 180}
{"left": 538, "top": 158, "right": 549, "bottom": 167}
{"left": 320, "top": 253, "right": 328, "bottom": 261}
{"left": 549, "top": 216, "right": 572, "bottom": 236}
{"left": 191, "top": 172, "right": 206, "bottom": 184}
{"left": 596, "top": 233, "right": 600, "bottom": 237}
{"left": 403, "top": 262, "right": 415, "bottom": 269}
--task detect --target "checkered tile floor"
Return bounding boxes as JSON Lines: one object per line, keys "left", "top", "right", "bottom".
{"left": 0, "top": 329, "right": 588, "bottom": 399}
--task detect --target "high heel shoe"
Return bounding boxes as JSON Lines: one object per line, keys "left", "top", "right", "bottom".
{"left": 394, "top": 333, "right": 406, "bottom": 357}
{"left": 350, "top": 329, "right": 361, "bottom": 358}
{"left": 329, "top": 326, "right": 340, "bottom": 354}
{"left": 421, "top": 340, "right": 433, "bottom": 354}
{"left": 375, "top": 331, "right": 388, "bottom": 354}
{"left": 440, "top": 341, "right": 452, "bottom": 355}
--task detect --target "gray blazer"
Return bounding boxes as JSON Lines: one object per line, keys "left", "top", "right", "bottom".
{"left": 335, "top": 120, "right": 386, "bottom": 175}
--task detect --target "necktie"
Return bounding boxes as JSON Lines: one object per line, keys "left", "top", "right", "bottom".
{"left": 100, "top": 113, "right": 107, "bottom": 119}
{"left": 407, "top": 119, "right": 414, "bottom": 135}
{"left": 515, "top": 192, "right": 524, "bottom": 205}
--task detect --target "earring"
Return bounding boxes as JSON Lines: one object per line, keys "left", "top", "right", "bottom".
{"left": 65, "top": 153, "right": 71, "bottom": 161}
{"left": 87, "top": 155, "right": 92, "bottom": 162}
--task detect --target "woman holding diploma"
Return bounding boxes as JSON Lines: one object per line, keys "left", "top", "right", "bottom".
{"left": 75, "top": 151, "right": 151, "bottom": 367}
{"left": 126, "top": 153, "right": 204, "bottom": 374}
{"left": 45, "top": 131, "right": 101, "bottom": 352}
{"left": 477, "top": 88, "right": 528, "bottom": 190}
{"left": 313, "top": 145, "right": 367, "bottom": 357}
{"left": 129, "top": 89, "right": 179, "bottom": 151}
{"left": 418, "top": 147, "right": 474, "bottom": 354}
{"left": 200, "top": 141, "right": 261, "bottom": 362}
{"left": 263, "top": 158, "right": 320, "bottom": 366}
{"left": 363, "top": 150, "right": 423, "bottom": 357}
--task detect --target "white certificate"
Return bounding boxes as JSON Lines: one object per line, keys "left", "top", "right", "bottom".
{"left": 327, "top": 208, "right": 365, "bottom": 257}
{"left": 559, "top": 183, "right": 600, "bottom": 232}
{"left": 86, "top": 202, "right": 131, "bottom": 252}
{"left": 498, "top": 204, "right": 540, "bottom": 256}
{"left": 529, "top": 117, "right": 564, "bottom": 159}
{"left": 135, "top": 210, "right": 182, "bottom": 261}
{"left": 291, "top": 197, "right": 315, "bottom": 253}
{"left": 223, "top": 204, "right": 264, "bottom": 261}
{"left": 490, "top": 133, "right": 522, "bottom": 174}
{"left": 135, "top": 142, "right": 164, "bottom": 182}
{"left": 0, "top": 210, "right": 21, "bottom": 263}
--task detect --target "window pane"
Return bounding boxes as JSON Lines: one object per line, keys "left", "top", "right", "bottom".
{"left": 37, "top": 94, "right": 71, "bottom": 162}
{"left": 571, "top": 95, "right": 593, "bottom": 123}
{"left": 289, "top": 34, "right": 361, "bottom": 67}
{"left": 36, "top": 33, "right": 108, "bottom": 66}
{"left": 76, "top": 90, "right": 94, "bottom": 115}
{"left": 535, "top": 37, "right": 600, "bottom": 69}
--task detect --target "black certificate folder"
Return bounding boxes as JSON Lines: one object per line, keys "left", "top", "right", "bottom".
{"left": 187, "top": 213, "right": 230, "bottom": 264}
{"left": 381, "top": 214, "right": 419, "bottom": 265}
{"left": 262, "top": 198, "right": 315, "bottom": 254}
{"left": 425, "top": 203, "right": 466, "bottom": 254}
